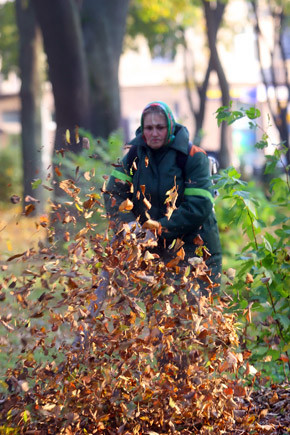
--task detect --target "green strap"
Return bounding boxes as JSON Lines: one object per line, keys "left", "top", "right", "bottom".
{"left": 111, "top": 169, "right": 132, "bottom": 183}
{"left": 184, "top": 187, "right": 214, "bottom": 203}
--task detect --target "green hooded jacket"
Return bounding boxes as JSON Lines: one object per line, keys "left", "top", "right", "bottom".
{"left": 104, "top": 103, "right": 222, "bottom": 290}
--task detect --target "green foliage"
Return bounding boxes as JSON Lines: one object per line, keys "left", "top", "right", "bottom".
{"left": 52, "top": 129, "right": 124, "bottom": 236}
{"left": 0, "top": 1, "right": 19, "bottom": 76}
{"left": 127, "top": 0, "right": 200, "bottom": 58}
{"left": 0, "top": 138, "right": 22, "bottom": 206}
{"left": 215, "top": 104, "right": 290, "bottom": 383}
{"left": 54, "top": 128, "right": 122, "bottom": 186}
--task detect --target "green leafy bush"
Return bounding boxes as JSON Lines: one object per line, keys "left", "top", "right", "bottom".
{"left": 215, "top": 104, "right": 290, "bottom": 383}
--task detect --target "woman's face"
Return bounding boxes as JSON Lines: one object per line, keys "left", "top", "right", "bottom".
{"left": 143, "top": 112, "right": 168, "bottom": 149}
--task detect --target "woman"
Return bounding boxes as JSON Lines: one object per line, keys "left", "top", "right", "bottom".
{"left": 104, "top": 101, "right": 222, "bottom": 294}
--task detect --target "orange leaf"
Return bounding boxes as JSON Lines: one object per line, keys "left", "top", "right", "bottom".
{"left": 224, "top": 387, "right": 234, "bottom": 395}
{"left": 119, "top": 198, "right": 134, "bottom": 212}
{"left": 54, "top": 166, "right": 62, "bottom": 177}
{"left": 143, "top": 197, "right": 152, "bottom": 210}
{"left": 246, "top": 273, "right": 254, "bottom": 283}
{"left": 166, "top": 256, "right": 181, "bottom": 268}
{"left": 219, "top": 361, "right": 229, "bottom": 372}
{"left": 177, "top": 247, "right": 185, "bottom": 260}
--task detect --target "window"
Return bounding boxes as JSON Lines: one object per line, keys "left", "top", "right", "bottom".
{"left": 2, "top": 111, "right": 20, "bottom": 123}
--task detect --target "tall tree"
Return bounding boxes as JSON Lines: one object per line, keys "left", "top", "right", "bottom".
{"left": 203, "top": 0, "right": 231, "bottom": 169}
{"left": 32, "top": 0, "right": 130, "bottom": 150}
{"left": 127, "top": 0, "right": 233, "bottom": 167}
{"left": 15, "top": 0, "right": 44, "bottom": 213}
{"left": 81, "top": 0, "right": 130, "bottom": 138}
{"left": 31, "top": 0, "right": 90, "bottom": 152}
{"left": 250, "top": 0, "right": 290, "bottom": 165}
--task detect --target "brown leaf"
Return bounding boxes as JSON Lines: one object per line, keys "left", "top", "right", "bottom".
{"left": 142, "top": 219, "right": 160, "bottom": 231}
{"left": 193, "top": 235, "right": 204, "bottom": 245}
{"left": 24, "top": 204, "right": 35, "bottom": 216}
{"left": 143, "top": 197, "right": 152, "bottom": 210}
{"left": 246, "top": 273, "right": 254, "bottom": 283}
{"left": 84, "top": 171, "right": 91, "bottom": 181}
{"left": 269, "top": 392, "right": 279, "bottom": 404}
{"left": 7, "top": 251, "right": 27, "bottom": 262}
{"left": 54, "top": 166, "right": 62, "bottom": 177}
{"left": 259, "top": 408, "right": 268, "bottom": 419}
{"left": 119, "top": 198, "right": 134, "bottom": 212}
{"left": 234, "top": 385, "right": 246, "bottom": 397}
{"left": 280, "top": 354, "right": 289, "bottom": 363}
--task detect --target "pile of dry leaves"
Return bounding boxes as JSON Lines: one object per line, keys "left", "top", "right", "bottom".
{"left": 0, "top": 184, "right": 289, "bottom": 433}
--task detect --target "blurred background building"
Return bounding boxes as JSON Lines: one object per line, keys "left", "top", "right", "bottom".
{"left": 0, "top": 0, "right": 289, "bottom": 176}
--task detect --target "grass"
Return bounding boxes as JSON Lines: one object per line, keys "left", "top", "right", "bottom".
{"left": 0, "top": 206, "right": 47, "bottom": 261}
{"left": 0, "top": 207, "right": 53, "bottom": 378}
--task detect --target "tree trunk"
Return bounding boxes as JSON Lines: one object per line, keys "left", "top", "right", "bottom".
{"left": 15, "top": 0, "right": 44, "bottom": 215}
{"left": 32, "top": 0, "right": 90, "bottom": 152}
{"left": 203, "top": 0, "right": 232, "bottom": 169}
{"left": 81, "top": 0, "right": 130, "bottom": 138}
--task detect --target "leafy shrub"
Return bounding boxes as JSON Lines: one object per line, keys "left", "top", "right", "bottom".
{"left": 50, "top": 128, "right": 124, "bottom": 239}
{"left": 215, "top": 104, "right": 290, "bottom": 383}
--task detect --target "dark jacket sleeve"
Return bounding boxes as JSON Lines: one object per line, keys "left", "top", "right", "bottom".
{"left": 158, "top": 151, "right": 214, "bottom": 240}
{"left": 103, "top": 153, "right": 136, "bottom": 225}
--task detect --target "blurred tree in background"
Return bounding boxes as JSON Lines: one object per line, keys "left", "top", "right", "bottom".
{"left": 127, "top": 0, "right": 232, "bottom": 168}
{"left": 15, "top": 0, "right": 44, "bottom": 213}
{"left": 0, "top": 0, "right": 129, "bottom": 213}
{"left": 250, "top": 0, "right": 290, "bottom": 165}
{"left": 0, "top": 0, "right": 289, "bottom": 210}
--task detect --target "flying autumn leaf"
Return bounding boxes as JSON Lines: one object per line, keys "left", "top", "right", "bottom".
{"left": 54, "top": 166, "right": 62, "bottom": 177}
{"left": 164, "top": 180, "right": 178, "bottom": 220}
{"left": 24, "top": 204, "right": 35, "bottom": 216}
{"left": 193, "top": 235, "right": 204, "bottom": 246}
{"left": 119, "top": 198, "right": 134, "bottom": 212}
{"left": 143, "top": 197, "right": 152, "bottom": 209}
{"left": 24, "top": 195, "right": 40, "bottom": 203}
{"left": 65, "top": 129, "right": 70, "bottom": 144}
{"left": 246, "top": 273, "right": 254, "bottom": 283}
{"left": 75, "top": 126, "right": 80, "bottom": 144}
{"left": 84, "top": 171, "right": 91, "bottom": 181}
